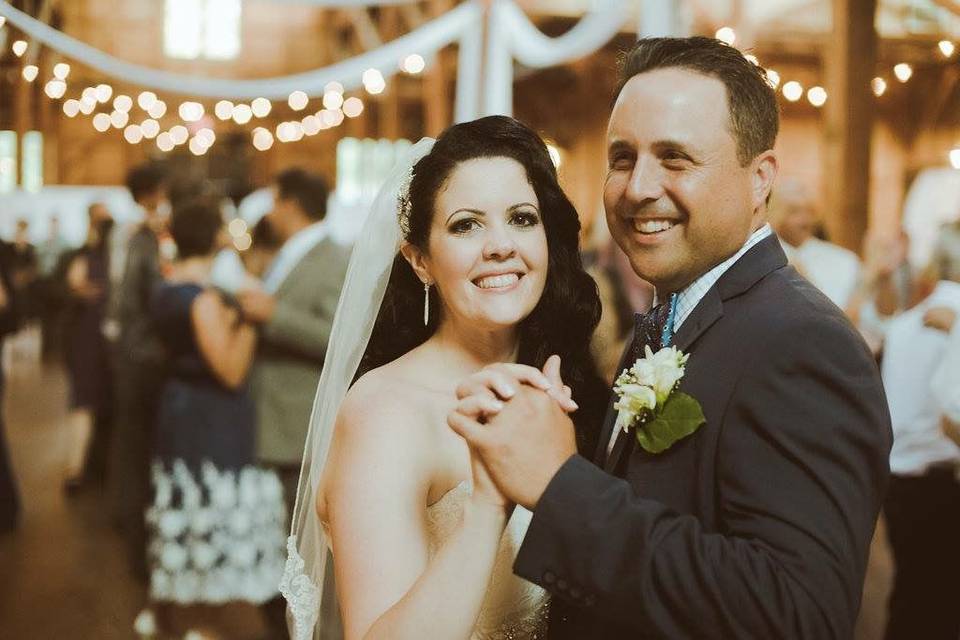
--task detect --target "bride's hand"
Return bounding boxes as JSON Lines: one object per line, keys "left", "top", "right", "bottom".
{"left": 468, "top": 443, "right": 513, "bottom": 515}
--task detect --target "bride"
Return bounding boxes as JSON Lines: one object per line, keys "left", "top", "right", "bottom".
{"left": 281, "top": 115, "right": 608, "bottom": 639}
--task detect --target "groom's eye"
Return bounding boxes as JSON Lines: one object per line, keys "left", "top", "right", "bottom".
{"left": 609, "top": 152, "right": 634, "bottom": 170}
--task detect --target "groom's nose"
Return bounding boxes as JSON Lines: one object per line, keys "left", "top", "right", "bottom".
{"left": 626, "top": 155, "right": 665, "bottom": 203}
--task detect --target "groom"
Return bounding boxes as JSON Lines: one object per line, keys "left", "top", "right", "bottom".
{"left": 450, "top": 37, "right": 892, "bottom": 638}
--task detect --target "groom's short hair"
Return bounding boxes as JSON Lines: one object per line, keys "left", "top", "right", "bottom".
{"left": 617, "top": 37, "right": 779, "bottom": 166}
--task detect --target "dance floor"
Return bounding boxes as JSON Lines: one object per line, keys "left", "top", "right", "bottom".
{"left": 0, "top": 330, "right": 893, "bottom": 639}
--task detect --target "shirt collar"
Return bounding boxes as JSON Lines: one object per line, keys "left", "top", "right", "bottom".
{"left": 658, "top": 224, "right": 773, "bottom": 331}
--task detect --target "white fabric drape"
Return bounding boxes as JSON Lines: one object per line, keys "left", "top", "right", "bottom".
{"left": 481, "top": 0, "right": 629, "bottom": 116}
{"left": 0, "top": 0, "right": 479, "bottom": 100}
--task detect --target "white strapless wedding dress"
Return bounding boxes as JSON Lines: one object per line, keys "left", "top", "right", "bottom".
{"left": 426, "top": 482, "right": 550, "bottom": 639}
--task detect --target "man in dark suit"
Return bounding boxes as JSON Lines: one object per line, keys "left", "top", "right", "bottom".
{"left": 449, "top": 37, "right": 891, "bottom": 638}
{"left": 0, "top": 238, "right": 20, "bottom": 532}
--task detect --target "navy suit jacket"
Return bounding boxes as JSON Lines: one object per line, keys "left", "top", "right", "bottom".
{"left": 513, "top": 235, "right": 892, "bottom": 639}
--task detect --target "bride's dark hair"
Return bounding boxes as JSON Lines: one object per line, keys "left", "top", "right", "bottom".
{"left": 358, "top": 115, "right": 607, "bottom": 453}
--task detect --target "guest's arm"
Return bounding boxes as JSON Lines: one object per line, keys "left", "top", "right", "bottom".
{"left": 192, "top": 290, "right": 256, "bottom": 389}
{"left": 513, "top": 317, "right": 892, "bottom": 639}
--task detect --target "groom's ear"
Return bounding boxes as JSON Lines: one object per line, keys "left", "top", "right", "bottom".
{"left": 750, "top": 150, "right": 778, "bottom": 212}
{"left": 400, "top": 241, "right": 432, "bottom": 285}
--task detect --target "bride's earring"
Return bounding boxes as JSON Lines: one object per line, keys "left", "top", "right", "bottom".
{"left": 423, "top": 282, "right": 431, "bottom": 326}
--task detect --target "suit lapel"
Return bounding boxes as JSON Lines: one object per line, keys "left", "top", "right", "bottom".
{"left": 600, "top": 234, "right": 788, "bottom": 474}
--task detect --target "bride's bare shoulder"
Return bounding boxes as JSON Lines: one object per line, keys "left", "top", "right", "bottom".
{"left": 337, "top": 360, "right": 434, "bottom": 439}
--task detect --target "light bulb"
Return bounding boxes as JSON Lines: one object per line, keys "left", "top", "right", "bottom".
{"left": 288, "top": 90, "right": 309, "bottom": 111}
{"left": 137, "top": 91, "right": 158, "bottom": 111}
{"left": 782, "top": 80, "right": 803, "bottom": 102}
{"left": 124, "top": 125, "right": 144, "bottom": 144}
{"left": 214, "top": 100, "right": 234, "bottom": 120}
{"left": 715, "top": 27, "right": 736, "bottom": 46}
{"left": 807, "top": 86, "right": 827, "bottom": 107}
{"left": 342, "top": 97, "right": 364, "bottom": 118}
{"left": 894, "top": 63, "right": 913, "bottom": 83}
{"left": 402, "top": 54, "right": 426, "bottom": 74}
{"left": 53, "top": 63, "right": 70, "bottom": 80}
{"left": 872, "top": 77, "right": 887, "bottom": 97}
{"left": 21, "top": 65, "right": 38, "bottom": 82}
{"left": 251, "top": 98, "right": 271, "bottom": 118}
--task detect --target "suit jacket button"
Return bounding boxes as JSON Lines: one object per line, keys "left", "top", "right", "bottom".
{"left": 543, "top": 570, "right": 556, "bottom": 585}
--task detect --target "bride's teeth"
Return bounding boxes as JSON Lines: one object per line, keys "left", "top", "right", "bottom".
{"left": 476, "top": 273, "right": 520, "bottom": 289}
{"left": 634, "top": 219, "right": 676, "bottom": 234}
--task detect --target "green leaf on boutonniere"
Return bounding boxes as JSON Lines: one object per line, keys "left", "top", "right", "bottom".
{"left": 635, "top": 392, "right": 706, "bottom": 454}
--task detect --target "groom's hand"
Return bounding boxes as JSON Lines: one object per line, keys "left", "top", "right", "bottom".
{"left": 449, "top": 356, "right": 578, "bottom": 510}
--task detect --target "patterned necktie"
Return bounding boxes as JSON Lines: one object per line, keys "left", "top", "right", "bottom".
{"left": 631, "top": 293, "right": 678, "bottom": 359}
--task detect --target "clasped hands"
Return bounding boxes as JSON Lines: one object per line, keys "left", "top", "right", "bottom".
{"left": 448, "top": 355, "right": 579, "bottom": 511}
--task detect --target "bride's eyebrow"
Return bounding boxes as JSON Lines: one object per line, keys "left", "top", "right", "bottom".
{"left": 445, "top": 208, "right": 485, "bottom": 224}
{"left": 509, "top": 203, "right": 539, "bottom": 212}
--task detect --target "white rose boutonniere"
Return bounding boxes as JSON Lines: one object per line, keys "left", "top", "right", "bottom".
{"left": 613, "top": 345, "right": 706, "bottom": 453}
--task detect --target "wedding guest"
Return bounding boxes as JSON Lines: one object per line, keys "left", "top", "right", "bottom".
{"left": 850, "top": 229, "right": 915, "bottom": 355}
{"left": 0, "top": 238, "right": 20, "bottom": 532}
{"left": 60, "top": 203, "right": 114, "bottom": 493}
{"left": 107, "top": 163, "right": 169, "bottom": 582}
{"left": 11, "top": 219, "right": 38, "bottom": 323}
{"left": 881, "top": 272, "right": 960, "bottom": 640}
{"left": 37, "top": 216, "right": 68, "bottom": 363}
{"left": 770, "top": 180, "right": 861, "bottom": 310}
{"left": 241, "top": 217, "right": 280, "bottom": 279}
{"left": 236, "top": 168, "right": 349, "bottom": 638}
{"left": 138, "top": 198, "right": 285, "bottom": 638}
{"left": 928, "top": 307, "right": 960, "bottom": 445}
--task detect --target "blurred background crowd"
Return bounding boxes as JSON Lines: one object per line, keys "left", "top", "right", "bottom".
{"left": 1, "top": 1, "right": 960, "bottom": 639}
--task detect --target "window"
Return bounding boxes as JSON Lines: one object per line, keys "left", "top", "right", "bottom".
{"left": 164, "top": 0, "right": 241, "bottom": 60}
{"left": 22, "top": 131, "right": 43, "bottom": 192}
{"left": 0, "top": 132, "right": 15, "bottom": 194}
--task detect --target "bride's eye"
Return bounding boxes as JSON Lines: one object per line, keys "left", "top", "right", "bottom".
{"left": 449, "top": 218, "right": 480, "bottom": 234}
{"left": 511, "top": 211, "right": 541, "bottom": 228}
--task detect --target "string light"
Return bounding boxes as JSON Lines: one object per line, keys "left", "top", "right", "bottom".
{"left": 169, "top": 125, "right": 189, "bottom": 145}
{"left": 179, "top": 101, "right": 204, "bottom": 122}
{"left": 110, "top": 110, "right": 129, "bottom": 129}
{"left": 232, "top": 104, "right": 253, "bottom": 125}
{"left": 124, "top": 125, "right": 144, "bottom": 144}
{"left": 214, "top": 100, "right": 234, "bottom": 120}
{"left": 251, "top": 98, "right": 271, "bottom": 118}
{"left": 715, "top": 27, "right": 736, "bottom": 46}
{"left": 156, "top": 132, "right": 175, "bottom": 152}
{"left": 228, "top": 218, "right": 248, "bottom": 237}
{"left": 288, "top": 91, "right": 309, "bottom": 111}
{"left": 137, "top": 91, "right": 158, "bottom": 111}
{"left": 782, "top": 80, "right": 803, "bottom": 102}
{"left": 21, "top": 65, "right": 38, "bottom": 82}
{"left": 324, "top": 82, "right": 344, "bottom": 95}
{"left": 92, "top": 113, "right": 111, "bottom": 132}
{"left": 96, "top": 84, "right": 113, "bottom": 103}
{"left": 113, "top": 95, "right": 133, "bottom": 112}
{"left": 362, "top": 68, "right": 386, "bottom": 94}
{"left": 253, "top": 128, "right": 274, "bottom": 151}
{"left": 872, "top": 77, "right": 887, "bottom": 97}
{"left": 44, "top": 79, "right": 67, "bottom": 99}
{"left": 79, "top": 97, "right": 96, "bottom": 115}
{"left": 63, "top": 99, "right": 81, "bottom": 118}
{"left": 807, "top": 86, "right": 827, "bottom": 107}
{"left": 147, "top": 100, "right": 167, "bottom": 119}
{"left": 188, "top": 137, "right": 207, "bottom": 156}
{"left": 401, "top": 54, "right": 426, "bottom": 74}
{"left": 342, "top": 97, "right": 364, "bottom": 118}
{"left": 196, "top": 128, "right": 216, "bottom": 147}
{"left": 234, "top": 234, "right": 253, "bottom": 252}
{"left": 319, "top": 109, "right": 344, "bottom": 128}
{"left": 765, "top": 69, "right": 781, "bottom": 89}
{"left": 302, "top": 115, "right": 322, "bottom": 136}
{"left": 53, "top": 63, "right": 70, "bottom": 80}
{"left": 323, "top": 91, "right": 344, "bottom": 110}
{"left": 12, "top": 40, "right": 27, "bottom": 57}
{"left": 140, "top": 119, "right": 161, "bottom": 139}
{"left": 950, "top": 147, "right": 960, "bottom": 169}
{"left": 894, "top": 63, "right": 913, "bottom": 83}
{"left": 940, "top": 40, "right": 955, "bottom": 58}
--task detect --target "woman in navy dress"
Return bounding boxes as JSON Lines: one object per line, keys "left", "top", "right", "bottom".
{"left": 61, "top": 203, "right": 113, "bottom": 492}
{"left": 141, "top": 200, "right": 285, "bottom": 637}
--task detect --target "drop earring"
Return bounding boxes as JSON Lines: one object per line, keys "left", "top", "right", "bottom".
{"left": 423, "top": 282, "right": 431, "bottom": 326}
